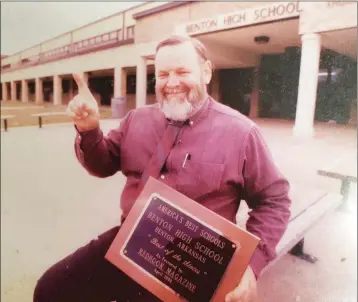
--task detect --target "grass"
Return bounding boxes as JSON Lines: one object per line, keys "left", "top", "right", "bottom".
{"left": 1, "top": 100, "right": 113, "bottom": 129}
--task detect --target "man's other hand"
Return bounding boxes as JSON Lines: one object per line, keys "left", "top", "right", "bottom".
{"left": 225, "top": 266, "right": 258, "bottom": 302}
{"left": 66, "top": 73, "right": 100, "bottom": 132}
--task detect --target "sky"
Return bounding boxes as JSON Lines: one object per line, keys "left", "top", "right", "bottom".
{"left": 1, "top": 2, "right": 144, "bottom": 55}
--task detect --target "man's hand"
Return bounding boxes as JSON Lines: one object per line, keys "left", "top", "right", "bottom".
{"left": 66, "top": 74, "right": 100, "bottom": 132}
{"left": 225, "top": 266, "right": 258, "bottom": 302}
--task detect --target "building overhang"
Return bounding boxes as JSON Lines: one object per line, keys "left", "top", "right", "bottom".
{"left": 133, "top": 1, "right": 195, "bottom": 19}
{"left": 175, "top": 1, "right": 302, "bottom": 36}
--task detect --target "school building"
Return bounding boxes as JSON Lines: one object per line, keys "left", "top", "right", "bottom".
{"left": 1, "top": 1, "right": 357, "bottom": 137}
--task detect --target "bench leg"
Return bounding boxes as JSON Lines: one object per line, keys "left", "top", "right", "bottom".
{"left": 4, "top": 119, "right": 8, "bottom": 132}
{"left": 39, "top": 116, "right": 42, "bottom": 128}
{"left": 289, "top": 239, "right": 318, "bottom": 263}
{"left": 337, "top": 179, "right": 352, "bottom": 212}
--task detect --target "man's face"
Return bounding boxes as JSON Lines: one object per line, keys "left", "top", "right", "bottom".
{"left": 155, "top": 42, "right": 211, "bottom": 121}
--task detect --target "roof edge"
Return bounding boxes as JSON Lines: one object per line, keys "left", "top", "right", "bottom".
{"left": 133, "top": 1, "right": 195, "bottom": 19}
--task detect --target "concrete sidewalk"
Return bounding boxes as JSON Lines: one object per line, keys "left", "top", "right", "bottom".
{"left": 1, "top": 119, "right": 357, "bottom": 301}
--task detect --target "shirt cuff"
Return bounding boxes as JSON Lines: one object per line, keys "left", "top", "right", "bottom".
{"left": 74, "top": 125, "right": 103, "bottom": 151}
{"left": 249, "top": 246, "right": 268, "bottom": 280}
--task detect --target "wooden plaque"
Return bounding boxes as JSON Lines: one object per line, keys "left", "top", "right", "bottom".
{"left": 105, "top": 177, "right": 260, "bottom": 302}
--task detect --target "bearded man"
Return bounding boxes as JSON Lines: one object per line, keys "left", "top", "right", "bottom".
{"left": 33, "top": 35, "right": 291, "bottom": 302}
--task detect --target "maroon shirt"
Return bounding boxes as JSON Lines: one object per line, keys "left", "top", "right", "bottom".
{"left": 74, "top": 97, "right": 291, "bottom": 278}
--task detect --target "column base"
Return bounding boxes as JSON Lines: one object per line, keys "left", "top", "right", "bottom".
{"left": 292, "top": 125, "right": 315, "bottom": 138}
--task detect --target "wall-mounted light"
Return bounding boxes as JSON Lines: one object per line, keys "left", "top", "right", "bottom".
{"left": 254, "top": 35, "right": 270, "bottom": 44}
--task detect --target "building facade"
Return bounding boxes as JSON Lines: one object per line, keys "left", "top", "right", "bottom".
{"left": 1, "top": 1, "right": 357, "bottom": 137}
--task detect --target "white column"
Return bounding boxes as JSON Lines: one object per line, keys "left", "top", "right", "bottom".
{"left": 35, "top": 78, "right": 44, "bottom": 104}
{"left": 136, "top": 57, "right": 147, "bottom": 108}
{"left": 10, "top": 81, "right": 16, "bottom": 101}
{"left": 53, "top": 74, "right": 62, "bottom": 105}
{"left": 2, "top": 83, "right": 8, "bottom": 101}
{"left": 249, "top": 65, "right": 260, "bottom": 119}
{"left": 21, "top": 79, "right": 29, "bottom": 102}
{"left": 293, "top": 33, "right": 321, "bottom": 138}
{"left": 114, "top": 66, "right": 127, "bottom": 98}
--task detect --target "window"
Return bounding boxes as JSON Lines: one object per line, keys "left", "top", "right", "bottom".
{"left": 318, "top": 69, "right": 329, "bottom": 83}
{"left": 318, "top": 68, "right": 344, "bottom": 84}
{"left": 127, "top": 74, "right": 155, "bottom": 94}
{"left": 62, "top": 79, "right": 71, "bottom": 93}
{"left": 147, "top": 74, "right": 155, "bottom": 94}
{"left": 28, "top": 82, "right": 35, "bottom": 94}
{"left": 126, "top": 74, "right": 136, "bottom": 94}
{"left": 330, "top": 68, "right": 344, "bottom": 83}
{"left": 95, "top": 36, "right": 101, "bottom": 43}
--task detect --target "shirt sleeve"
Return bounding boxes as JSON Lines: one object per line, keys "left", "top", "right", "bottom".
{"left": 241, "top": 124, "right": 292, "bottom": 279}
{"left": 74, "top": 110, "right": 134, "bottom": 178}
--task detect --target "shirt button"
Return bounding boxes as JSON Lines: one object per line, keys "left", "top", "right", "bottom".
{"left": 189, "top": 121, "right": 194, "bottom": 125}
{"left": 160, "top": 175, "right": 165, "bottom": 179}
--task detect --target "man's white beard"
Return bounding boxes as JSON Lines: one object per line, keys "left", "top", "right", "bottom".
{"left": 161, "top": 97, "right": 194, "bottom": 121}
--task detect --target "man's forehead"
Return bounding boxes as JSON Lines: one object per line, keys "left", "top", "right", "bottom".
{"left": 155, "top": 42, "right": 199, "bottom": 67}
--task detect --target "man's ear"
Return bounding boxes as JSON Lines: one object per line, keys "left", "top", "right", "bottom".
{"left": 203, "top": 60, "right": 213, "bottom": 85}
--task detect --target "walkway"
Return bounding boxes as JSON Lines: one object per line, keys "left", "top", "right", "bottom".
{"left": 1, "top": 118, "right": 356, "bottom": 301}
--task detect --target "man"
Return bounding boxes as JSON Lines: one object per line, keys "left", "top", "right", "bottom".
{"left": 34, "top": 35, "right": 291, "bottom": 302}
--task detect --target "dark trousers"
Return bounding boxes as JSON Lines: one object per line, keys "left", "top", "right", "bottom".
{"left": 33, "top": 226, "right": 161, "bottom": 302}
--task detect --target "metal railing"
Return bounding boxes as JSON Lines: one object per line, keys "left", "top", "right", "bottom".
{"left": 1, "top": 27, "right": 134, "bottom": 73}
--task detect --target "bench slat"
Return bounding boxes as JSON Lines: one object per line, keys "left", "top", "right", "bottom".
{"left": 32, "top": 112, "right": 67, "bottom": 117}
{"left": 288, "top": 185, "right": 327, "bottom": 222}
{"left": 235, "top": 185, "right": 327, "bottom": 229}
{"left": 261, "top": 192, "right": 341, "bottom": 275}
{"left": 318, "top": 170, "right": 357, "bottom": 183}
{"left": 1, "top": 115, "right": 15, "bottom": 119}
{"left": 318, "top": 155, "right": 357, "bottom": 181}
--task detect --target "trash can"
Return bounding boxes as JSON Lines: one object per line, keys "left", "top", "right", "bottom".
{"left": 111, "top": 96, "right": 126, "bottom": 118}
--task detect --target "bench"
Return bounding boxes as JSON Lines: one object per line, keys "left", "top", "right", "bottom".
{"left": 318, "top": 156, "right": 357, "bottom": 212}
{"left": 1, "top": 115, "right": 16, "bottom": 131}
{"left": 259, "top": 184, "right": 342, "bottom": 275}
{"left": 31, "top": 112, "right": 68, "bottom": 128}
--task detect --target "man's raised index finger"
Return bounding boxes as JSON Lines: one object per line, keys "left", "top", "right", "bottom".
{"left": 72, "top": 73, "right": 89, "bottom": 91}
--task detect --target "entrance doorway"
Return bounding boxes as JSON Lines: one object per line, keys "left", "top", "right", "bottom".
{"left": 89, "top": 76, "right": 114, "bottom": 106}
{"left": 219, "top": 68, "right": 253, "bottom": 116}
{"left": 315, "top": 51, "right": 357, "bottom": 124}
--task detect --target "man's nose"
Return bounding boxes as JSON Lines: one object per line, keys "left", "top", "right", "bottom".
{"left": 167, "top": 75, "right": 180, "bottom": 87}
